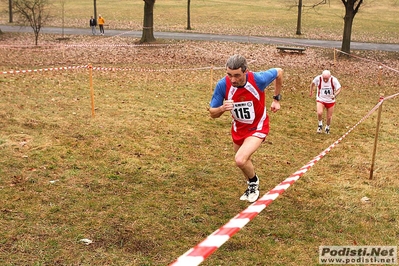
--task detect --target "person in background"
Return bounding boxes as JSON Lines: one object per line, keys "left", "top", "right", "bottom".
{"left": 98, "top": 15, "right": 105, "bottom": 35}
{"left": 208, "top": 54, "right": 283, "bottom": 203}
{"left": 89, "top": 16, "right": 97, "bottom": 35}
{"left": 309, "top": 70, "right": 342, "bottom": 134}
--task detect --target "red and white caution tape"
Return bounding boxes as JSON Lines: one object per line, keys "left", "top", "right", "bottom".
{"left": 1, "top": 64, "right": 221, "bottom": 75}
{"left": 91, "top": 66, "right": 216, "bottom": 72}
{"left": 63, "top": 43, "right": 177, "bottom": 47}
{"left": 170, "top": 97, "right": 390, "bottom": 266}
{"left": 1, "top": 65, "right": 88, "bottom": 75}
{"left": 0, "top": 43, "right": 179, "bottom": 48}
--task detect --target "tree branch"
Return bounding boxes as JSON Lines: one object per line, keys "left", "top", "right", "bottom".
{"left": 354, "top": 0, "right": 364, "bottom": 13}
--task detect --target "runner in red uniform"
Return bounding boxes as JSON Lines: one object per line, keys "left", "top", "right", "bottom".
{"left": 209, "top": 54, "right": 284, "bottom": 202}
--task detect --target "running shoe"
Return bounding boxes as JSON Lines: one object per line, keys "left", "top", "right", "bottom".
{"left": 240, "top": 179, "right": 260, "bottom": 203}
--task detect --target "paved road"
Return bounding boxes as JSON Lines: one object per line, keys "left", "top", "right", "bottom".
{"left": 2, "top": 25, "right": 399, "bottom": 52}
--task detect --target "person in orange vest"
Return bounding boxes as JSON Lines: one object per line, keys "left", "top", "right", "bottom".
{"left": 98, "top": 15, "right": 105, "bottom": 35}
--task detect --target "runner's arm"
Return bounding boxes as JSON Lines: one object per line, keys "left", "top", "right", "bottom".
{"left": 209, "top": 100, "right": 233, "bottom": 118}
{"left": 273, "top": 68, "right": 283, "bottom": 97}
{"left": 270, "top": 68, "right": 283, "bottom": 113}
{"left": 333, "top": 86, "right": 342, "bottom": 99}
{"left": 309, "top": 82, "right": 316, "bottom": 97}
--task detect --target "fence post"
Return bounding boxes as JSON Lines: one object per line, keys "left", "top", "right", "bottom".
{"left": 210, "top": 65, "right": 213, "bottom": 94}
{"left": 88, "top": 64, "right": 95, "bottom": 118}
{"left": 333, "top": 48, "right": 336, "bottom": 65}
{"left": 369, "top": 96, "right": 384, "bottom": 179}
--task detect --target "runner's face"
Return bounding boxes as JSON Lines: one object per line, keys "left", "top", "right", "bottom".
{"left": 226, "top": 67, "right": 246, "bottom": 87}
{"left": 322, "top": 74, "right": 330, "bottom": 82}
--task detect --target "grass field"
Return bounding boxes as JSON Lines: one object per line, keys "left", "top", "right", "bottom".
{"left": 0, "top": 1, "right": 399, "bottom": 265}
{"left": 1, "top": 0, "right": 399, "bottom": 43}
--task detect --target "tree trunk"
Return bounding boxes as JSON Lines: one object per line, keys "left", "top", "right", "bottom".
{"left": 34, "top": 29, "right": 39, "bottom": 45}
{"left": 296, "top": 0, "right": 302, "bottom": 35}
{"left": 341, "top": 9, "right": 354, "bottom": 54}
{"left": 61, "top": 0, "right": 65, "bottom": 37}
{"left": 141, "top": 0, "right": 156, "bottom": 43}
{"left": 187, "top": 0, "right": 191, "bottom": 30}
{"left": 93, "top": 0, "right": 97, "bottom": 22}
{"left": 340, "top": 0, "right": 363, "bottom": 55}
{"left": 9, "top": 0, "right": 13, "bottom": 23}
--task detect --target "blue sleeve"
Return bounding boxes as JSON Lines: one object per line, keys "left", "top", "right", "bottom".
{"left": 209, "top": 78, "right": 227, "bottom": 108}
{"left": 253, "top": 68, "right": 278, "bottom": 91}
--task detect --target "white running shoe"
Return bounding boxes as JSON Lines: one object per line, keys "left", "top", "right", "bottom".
{"left": 240, "top": 179, "right": 260, "bottom": 203}
{"left": 317, "top": 125, "right": 322, "bottom": 133}
{"left": 325, "top": 126, "right": 330, "bottom": 134}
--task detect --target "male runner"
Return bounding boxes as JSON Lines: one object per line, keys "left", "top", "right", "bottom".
{"left": 310, "top": 70, "right": 342, "bottom": 134}
{"left": 209, "top": 54, "right": 283, "bottom": 202}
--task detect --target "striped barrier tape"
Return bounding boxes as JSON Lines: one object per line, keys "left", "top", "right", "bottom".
{"left": 1, "top": 65, "right": 88, "bottom": 75}
{"left": 335, "top": 49, "right": 399, "bottom": 74}
{"left": 63, "top": 43, "right": 179, "bottom": 47}
{"left": 248, "top": 36, "right": 399, "bottom": 74}
{"left": 169, "top": 98, "right": 387, "bottom": 266}
{"left": 91, "top": 66, "right": 221, "bottom": 72}
{"left": 1, "top": 65, "right": 224, "bottom": 75}
{"left": 383, "top": 92, "right": 399, "bottom": 100}
{"left": 0, "top": 43, "right": 180, "bottom": 48}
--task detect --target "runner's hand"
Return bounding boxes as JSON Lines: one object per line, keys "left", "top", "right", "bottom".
{"left": 223, "top": 100, "right": 234, "bottom": 111}
{"left": 270, "top": 101, "right": 280, "bottom": 113}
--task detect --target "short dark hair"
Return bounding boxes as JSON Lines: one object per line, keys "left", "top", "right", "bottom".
{"left": 226, "top": 54, "right": 247, "bottom": 72}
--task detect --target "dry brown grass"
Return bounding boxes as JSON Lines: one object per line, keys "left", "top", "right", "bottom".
{"left": 0, "top": 31, "right": 398, "bottom": 265}
{"left": 1, "top": 0, "right": 399, "bottom": 44}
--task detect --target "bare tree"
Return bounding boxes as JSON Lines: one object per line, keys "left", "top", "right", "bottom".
{"left": 294, "top": 0, "right": 328, "bottom": 35}
{"left": 93, "top": 0, "right": 97, "bottom": 22}
{"left": 341, "top": 0, "right": 364, "bottom": 54}
{"left": 9, "top": 0, "right": 13, "bottom": 22}
{"left": 294, "top": 0, "right": 362, "bottom": 54}
{"left": 13, "top": 0, "right": 51, "bottom": 45}
{"left": 140, "top": 0, "right": 156, "bottom": 43}
{"left": 187, "top": 0, "right": 191, "bottom": 30}
{"left": 296, "top": 0, "right": 302, "bottom": 35}
{"left": 60, "top": 0, "right": 65, "bottom": 38}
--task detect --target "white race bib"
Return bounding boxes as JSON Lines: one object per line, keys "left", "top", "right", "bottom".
{"left": 231, "top": 101, "right": 255, "bottom": 124}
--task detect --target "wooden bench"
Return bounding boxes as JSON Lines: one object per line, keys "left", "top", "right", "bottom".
{"left": 277, "top": 46, "right": 306, "bottom": 53}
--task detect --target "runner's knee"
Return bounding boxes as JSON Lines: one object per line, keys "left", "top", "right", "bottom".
{"left": 235, "top": 154, "right": 248, "bottom": 169}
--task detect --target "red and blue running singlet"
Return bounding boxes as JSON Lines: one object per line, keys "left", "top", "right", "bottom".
{"left": 210, "top": 68, "right": 278, "bottom": 145}
{"left": 225, "top": 72, "right": 267, "bottom": 134}
{"left": 210, "top": 69, "right": 278, "bottom": 145}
